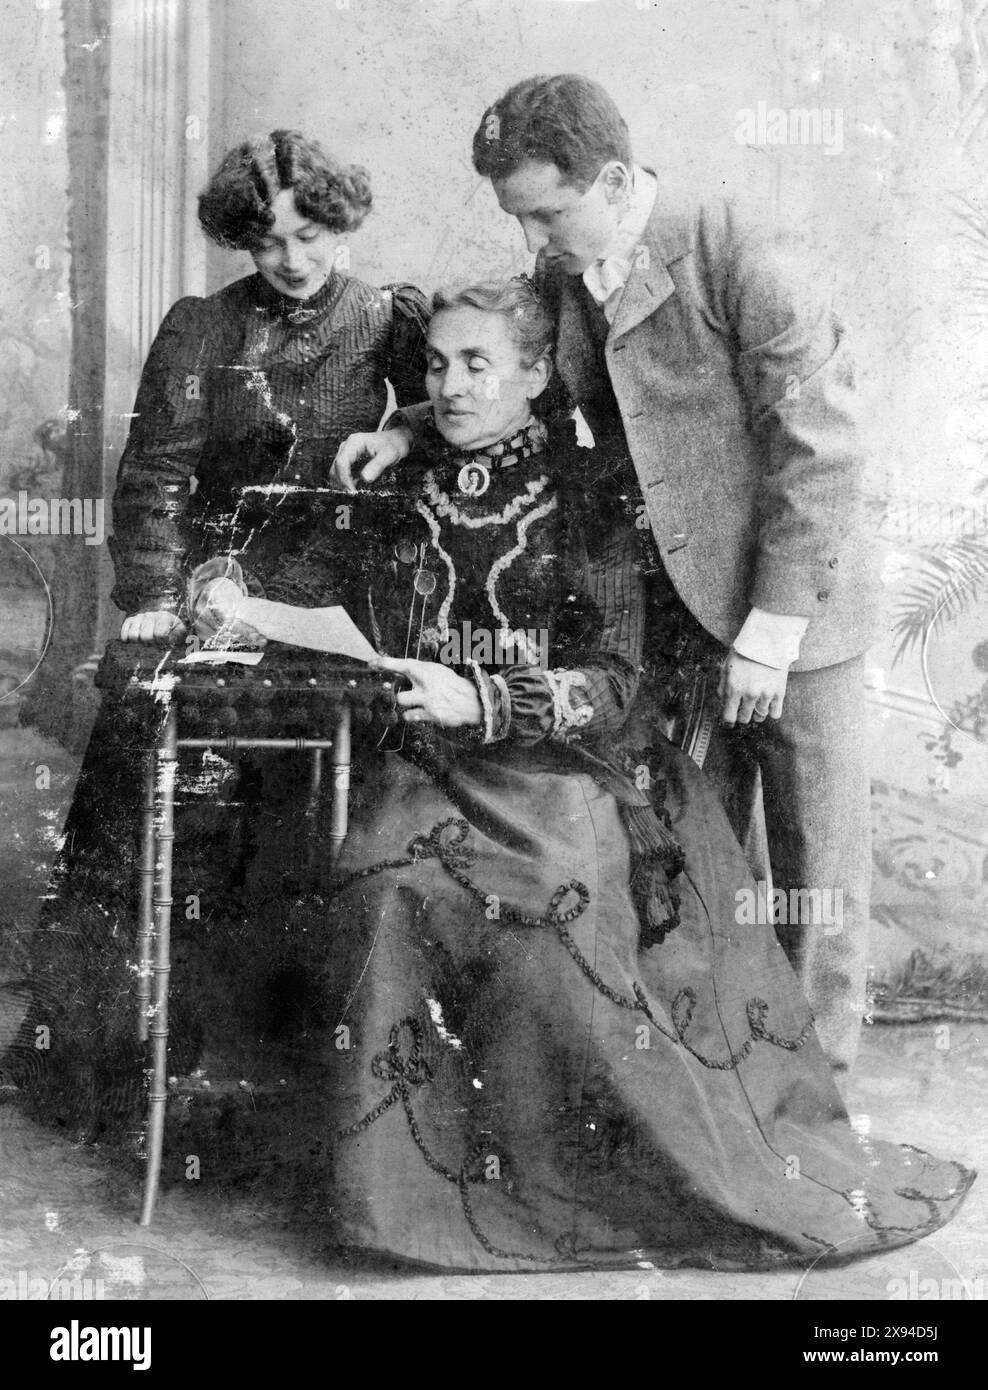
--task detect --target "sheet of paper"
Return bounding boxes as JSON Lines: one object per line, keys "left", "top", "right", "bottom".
{"left": 177, "top": 648, "right": 265, "bottom": 667}
{"left": 236, "top": 597, "right": 379, "bottom": 663}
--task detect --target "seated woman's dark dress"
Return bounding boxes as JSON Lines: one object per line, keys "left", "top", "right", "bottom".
{"left": 247, "top": 415, "right": 972, "bottom": 1272}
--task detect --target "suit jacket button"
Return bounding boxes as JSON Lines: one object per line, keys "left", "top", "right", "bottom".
{"left": 817, "top": 589, "right": 830, "bottom": 601}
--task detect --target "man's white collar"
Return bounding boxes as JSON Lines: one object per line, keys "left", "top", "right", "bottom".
{"left": 582, "top": 165, "right": 658, "bottom": 313}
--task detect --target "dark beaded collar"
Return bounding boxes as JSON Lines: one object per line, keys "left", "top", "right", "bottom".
{"left": 425, "top": 412, "right": 549, "bottom": 476}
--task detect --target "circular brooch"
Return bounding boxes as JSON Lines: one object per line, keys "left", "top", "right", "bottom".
{"left": 456, "top": 462, "right": 491, "bottom": 497}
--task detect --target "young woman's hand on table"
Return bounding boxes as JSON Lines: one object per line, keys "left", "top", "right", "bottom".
{"left": 120, "top": 611, "right": 187, "bottom": 643}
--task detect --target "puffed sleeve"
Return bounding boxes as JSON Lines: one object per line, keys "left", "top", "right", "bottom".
{"left": 384, "top": 283, "right": 431, "bottom": 407}
{"left": 468, "top": 523, "right": 645, "bottom": 747}
{"left": 109, "top": 296, "right": 219, "bottom": 615}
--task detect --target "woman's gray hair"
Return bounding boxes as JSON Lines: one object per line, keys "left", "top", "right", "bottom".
{"left": 431, "top": 278, "right": 554, "bottom": 369}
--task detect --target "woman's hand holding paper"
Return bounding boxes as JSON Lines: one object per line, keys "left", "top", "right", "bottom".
{"left": 190, "top": 568, "right": 268, "bottom": 649}
{"left": 370, "top": 656, "right": 482, "bottom": 728}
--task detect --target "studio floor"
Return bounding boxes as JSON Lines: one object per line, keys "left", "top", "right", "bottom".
{"left": 0, "top": 1022, "right": 984, "bottom": 1301}
{"left": 0, "top": 727, "right": 985, "bottom": 1302}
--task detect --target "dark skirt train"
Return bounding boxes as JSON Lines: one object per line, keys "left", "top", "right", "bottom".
{"left": 300, "top": 735, "right": 971, "bottom": 1272}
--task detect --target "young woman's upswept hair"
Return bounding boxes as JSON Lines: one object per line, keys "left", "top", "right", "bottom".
{"left": 198, "top": 129, "right": 373, "bottom": 250}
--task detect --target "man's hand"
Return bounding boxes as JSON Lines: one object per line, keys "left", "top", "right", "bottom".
{"left": 120, "top": 610, "right": 186, "bottom": 644}
{"left": 719, "top": 650, "right": 788, "bottom": 726}
{"left": 331, "top": 427, "right": 413, "bottom": 493}
{"left": 370, "top": 656, "right": 482, "bottom": 728}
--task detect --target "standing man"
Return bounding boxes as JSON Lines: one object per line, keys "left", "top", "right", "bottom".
{"left": 335, "top": 74, "right": 879, "bottom": 1077}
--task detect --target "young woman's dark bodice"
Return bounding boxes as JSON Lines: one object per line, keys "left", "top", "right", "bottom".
{"left": 109, "top": 271, "right": 429, "bottom": 615}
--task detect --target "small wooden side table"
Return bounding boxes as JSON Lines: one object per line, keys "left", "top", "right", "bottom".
{"left": 101, "top": 642, "right": 397, "bottom": 1226}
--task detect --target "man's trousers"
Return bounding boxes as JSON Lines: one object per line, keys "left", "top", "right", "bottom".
{"left": 703, "top": 654, "right": 872, "bottom": 1077}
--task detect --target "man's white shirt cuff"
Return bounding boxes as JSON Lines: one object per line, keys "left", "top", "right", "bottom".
{"left": 732, "top": 608, "right": 808, "bottom": 669}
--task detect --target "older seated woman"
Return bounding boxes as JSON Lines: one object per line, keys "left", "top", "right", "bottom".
{"left": 193, "top": 278, "right": 973, "bottom": 1273}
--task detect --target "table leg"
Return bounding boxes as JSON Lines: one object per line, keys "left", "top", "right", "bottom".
{"left": 139, "top": 700, "right": 178, "bottom": 1228}
{"left": 135, "top": 757, "right": 156, "bottom": 1043}
{"left": 304, "top": 746, "right": 324, "bottom": 872}
{"left": 327, "top": 703, "right": 351, "bottom": 865}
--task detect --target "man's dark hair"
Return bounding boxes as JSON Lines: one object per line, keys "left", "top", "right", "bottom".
{"left": 472, "top": 75, "right": 632, "bottom": 189}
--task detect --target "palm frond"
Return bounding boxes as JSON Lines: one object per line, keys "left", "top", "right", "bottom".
{"left": 892, "top": 539, "right": 988, "bottom": 662}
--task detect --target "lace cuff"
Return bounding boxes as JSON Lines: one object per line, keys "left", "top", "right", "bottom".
{"left": 544, "top": 670, "right": 595, "bottom": 741}
{"left": 463, "top": 661, "right": 511, "bottom": 744}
